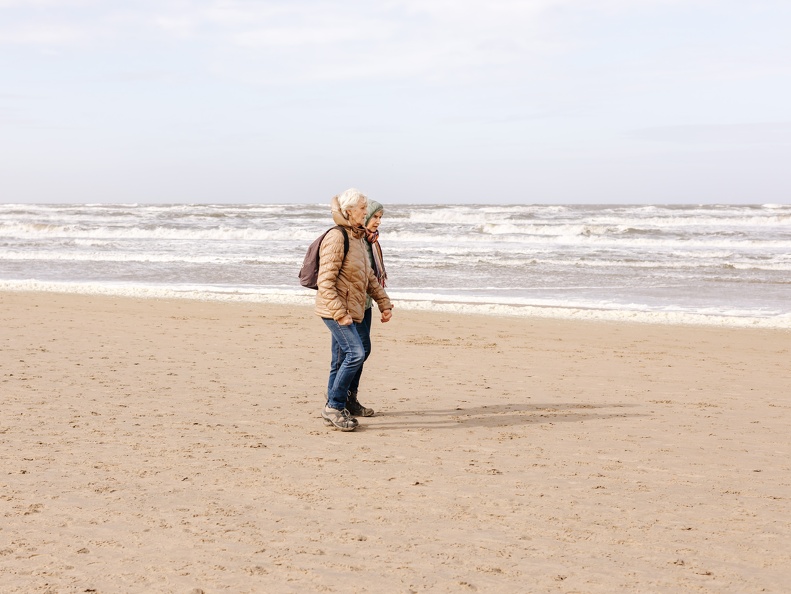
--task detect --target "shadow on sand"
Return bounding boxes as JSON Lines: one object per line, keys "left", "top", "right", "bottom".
{"left": 358, "top": 402, "right": 643, "bottom": 430}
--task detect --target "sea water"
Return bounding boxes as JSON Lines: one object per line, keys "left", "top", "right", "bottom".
{"left": 1, "top": 203, "right": 789, "bottom": 328}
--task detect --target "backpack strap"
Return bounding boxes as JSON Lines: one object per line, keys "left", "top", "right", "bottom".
{"left": 334, "top": 225, "right": 349, "bottom": 260}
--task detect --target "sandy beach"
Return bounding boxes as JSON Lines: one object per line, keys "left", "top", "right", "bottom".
{"left": 1, "top": 291, "right": 789, "bottom": 593}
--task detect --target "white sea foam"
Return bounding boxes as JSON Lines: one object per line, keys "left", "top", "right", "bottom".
{"left": 383, "top": 228, "right": 791, "bottom": 252}
{"left": 385, "top": 254, "right": 791, "bottom": 272}
{"left": 0, "top": 222, "right": 322, "bottom": 242}
{"left": 2, "top": 280, "right": 788, "bottom": 329}
{"left": 0, "top": 250, "right": 296, "bottom": 265}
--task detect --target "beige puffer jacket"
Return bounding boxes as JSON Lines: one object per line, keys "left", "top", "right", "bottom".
{"left": 314, "top": 198, "right": 393, "bottom": 322}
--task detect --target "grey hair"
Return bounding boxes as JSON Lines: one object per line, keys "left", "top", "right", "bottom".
{"left": 337, "top": 188, "right": 368, "bottom": 217}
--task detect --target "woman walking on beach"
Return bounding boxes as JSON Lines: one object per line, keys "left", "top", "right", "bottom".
{"left": 316, "top": 189, "right": 393, "bottom": 431}
{"left": 345, "top": 200, "right": 388, "bottom": 417}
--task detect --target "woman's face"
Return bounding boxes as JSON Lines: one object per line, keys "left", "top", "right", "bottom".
{"left": 366, "top": 210, "right": 383, "bottom": 232}
{"left": 347, "top": 200, "right": 368, "bottom": 227}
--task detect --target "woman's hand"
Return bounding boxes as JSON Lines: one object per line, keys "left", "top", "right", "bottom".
{"left": 339, "top": 314, "right": 354, "bottom": 326}
{"left": 381, "top": 309, "right": 392, "bottom": 323}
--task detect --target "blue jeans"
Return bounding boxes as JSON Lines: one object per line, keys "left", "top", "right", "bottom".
{"left": 349, "top": 307, "right": 372, "bottom": 395}
{"left": 323, "top": 316, "right": 367, "bottom": 410}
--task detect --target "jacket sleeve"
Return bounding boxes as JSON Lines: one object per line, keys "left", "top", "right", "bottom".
{"left": 317, "top": 229, "right": 348, "bottom": 321}
{"left": 366, "top": 267, "right": 393, "bottom": 312}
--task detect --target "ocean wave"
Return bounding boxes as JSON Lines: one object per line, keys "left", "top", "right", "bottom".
{"left": 0, "top": 250, "right": 298, "bottom": 265}
{"left": 385, "top": 255, "right": 791, "bottom": 272}
{"left": 403, "top": 205, "right": 567, "bottom": 224}
{"left": 0, "top": 222, "right": 321, "bottom": 242}
{"left": 3, "top": 203, "right": 789, "bottom": 326}
{"left": 383, "top": 227, "right": 791, "bottom": 250}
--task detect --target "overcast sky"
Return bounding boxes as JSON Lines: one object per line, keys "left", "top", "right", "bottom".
{"left": 1, "top": 0, "right": 790, "bottom": 204}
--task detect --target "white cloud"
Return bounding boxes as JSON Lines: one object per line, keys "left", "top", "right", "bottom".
{"left": 0, "top": 1, "right": 711, "bottom": 79}
{"left": 0, "top": 0, "right": 95, "bottom": 6}
{"left": 193, "top": 1, "right": 567, "bottom": 84}
{"left": 2, "top": 0, "right": 789, "bottom": 203}
{"left": 232, "top": 23, "right": 385, "bottom": 49}
{"left": 2, "top": 0, "right": 784, "bottom": 94}
{"left": 152, "top": 15, "right": 199, "bottom": 39}
{"left": 631, "top": 122, "right": 791, "bottom": 145}
{"left": 0, "top": 23, "right": 88, "bottom": 44}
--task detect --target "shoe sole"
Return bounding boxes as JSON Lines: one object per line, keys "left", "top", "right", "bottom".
{"left": 323, "top": 419, "right": 356, "bottom": 431}
{"left": 321, "top": 415, "right": 358, "bottom": 431}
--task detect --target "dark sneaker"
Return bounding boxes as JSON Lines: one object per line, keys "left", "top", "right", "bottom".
{"left": 347, "top": 392, "right": 375, "bottom": 417}
{"left": 321, "top": 406, "right": 358, "bottom": 431}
